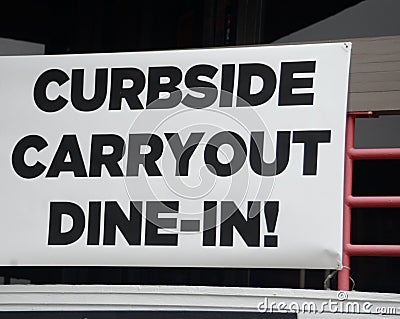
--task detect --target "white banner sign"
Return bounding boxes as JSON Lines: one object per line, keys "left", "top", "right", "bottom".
{"left": 0, "top": 43, "right": 351, "bottom": 268}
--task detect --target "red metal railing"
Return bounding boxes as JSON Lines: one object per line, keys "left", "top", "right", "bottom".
{"left": 337, "top": 112, "right": 400, "bottom": 290}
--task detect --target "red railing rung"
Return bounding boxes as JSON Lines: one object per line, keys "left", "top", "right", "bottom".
{"left": 347, "top": 196, "right": 400, "bottom": 208}
{"left": 346, "top": 244, "right": 400, "bottom": 257}
{"left": 348, "top": 148, "right": 400, "bottom": 160}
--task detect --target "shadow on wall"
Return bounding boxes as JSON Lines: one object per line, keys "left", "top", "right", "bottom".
{"left": 274, "top": 0, "right": 400, "bottom": 43}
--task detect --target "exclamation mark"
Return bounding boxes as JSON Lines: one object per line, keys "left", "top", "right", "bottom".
{"left": 264, "top": 201, "right": 279, "bottom": 247}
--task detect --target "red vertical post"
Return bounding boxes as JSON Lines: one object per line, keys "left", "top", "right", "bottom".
{"left": 338, "top": 114, "right": 354, "bottom": 290}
